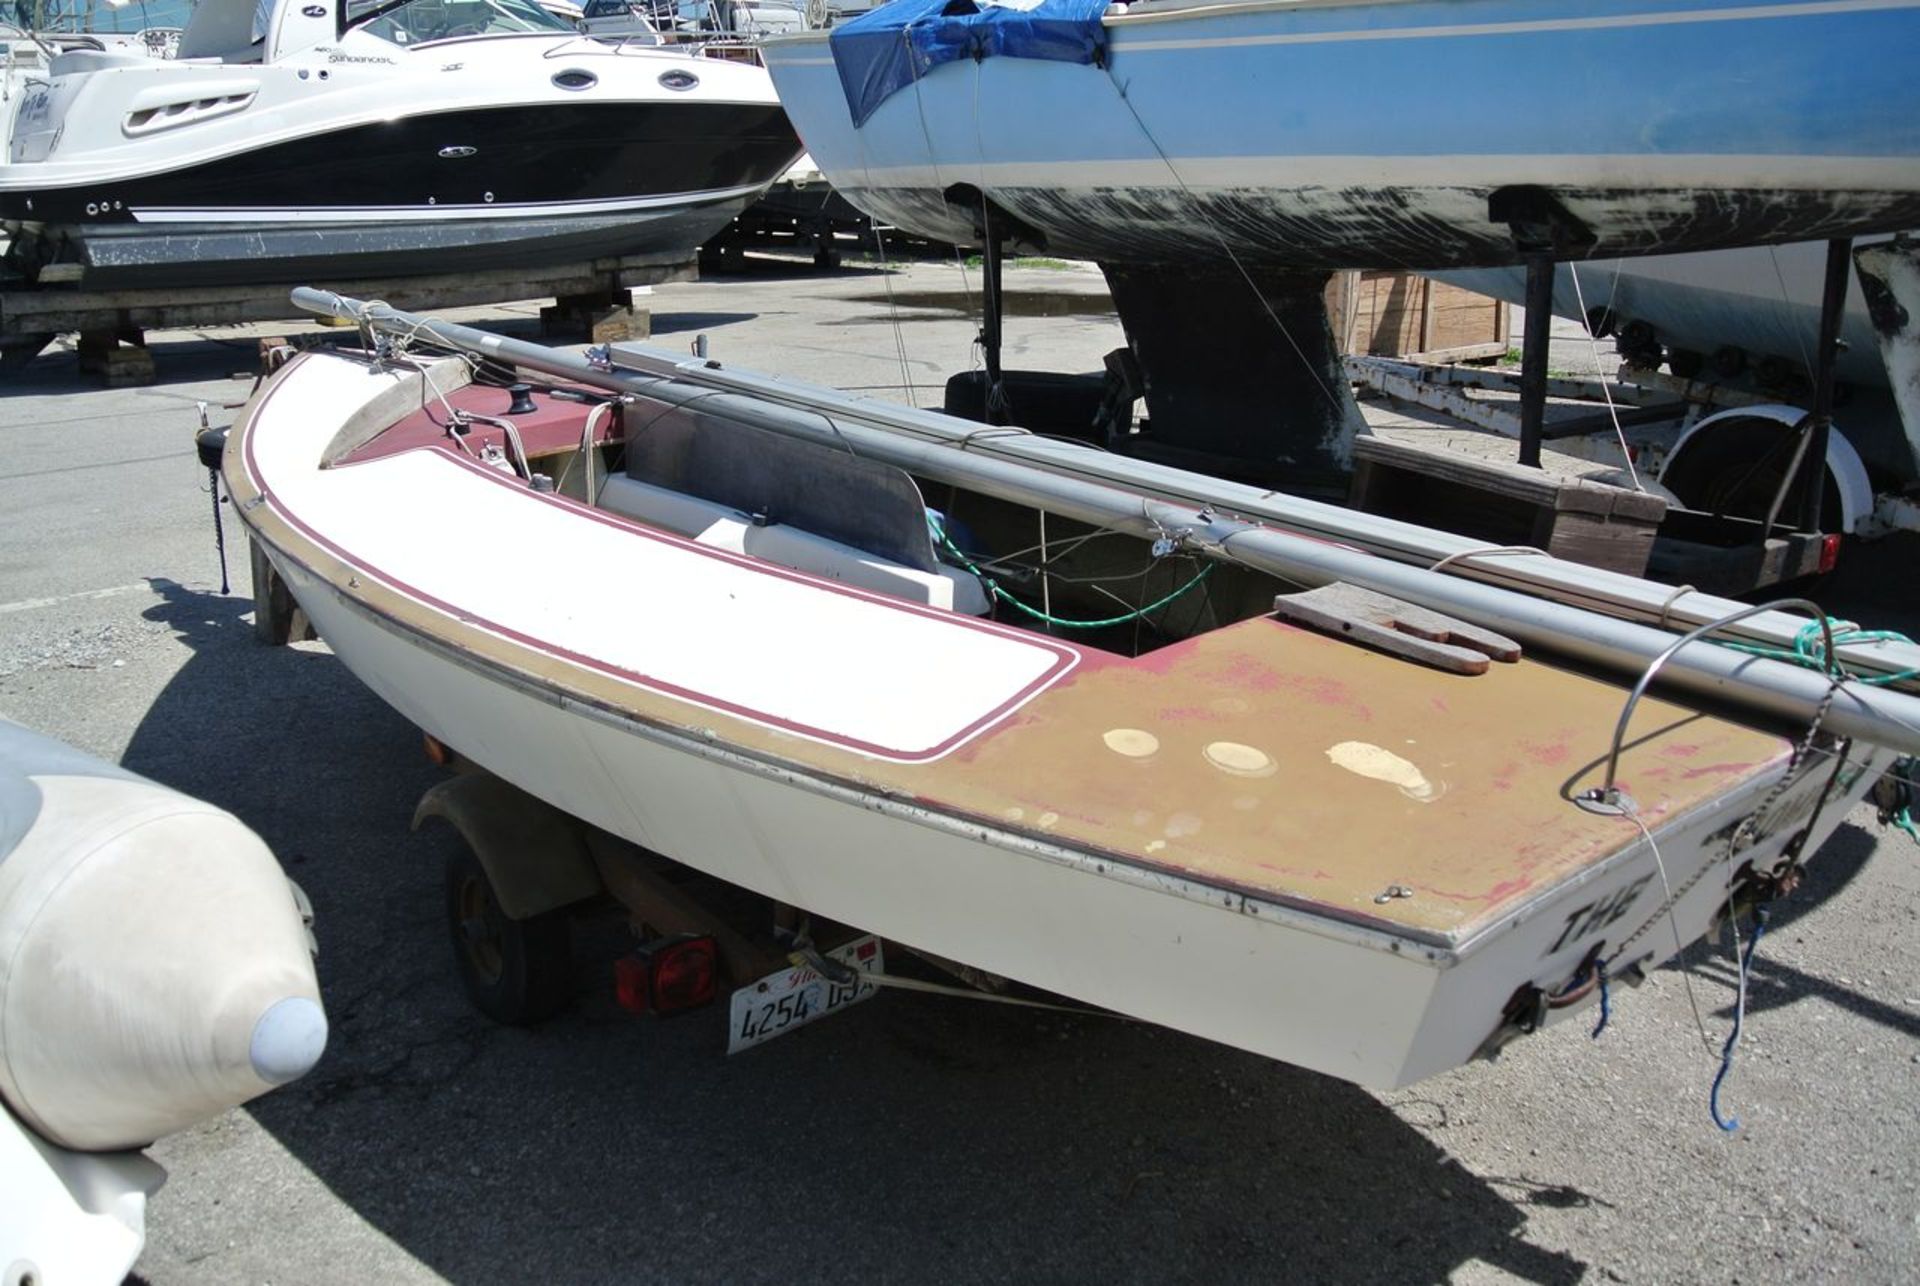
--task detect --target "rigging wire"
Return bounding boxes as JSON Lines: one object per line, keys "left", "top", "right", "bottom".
{"left": 1708, "top": 906, "right": 1767, "bottom": 1131}
{"left": 1098, "top": 60, "right": 1349, "bottom": 420}
{"left": 868, "top": 213, "right": 920, "bottom": 411}
{"left": 1567, "top": 261, "right": 1646, "bottom": 491}
{"left": 1767, "top": 245, "right": 1819, "bottom": 380}
{"left": 1622, "top": 811, "right": 1719, "bottom": 1059}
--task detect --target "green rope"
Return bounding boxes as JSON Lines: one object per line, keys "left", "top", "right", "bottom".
{"left": 1721, "top": 618, "right": 1920, "bottom": 687}
{"left": 1894, "top": 807, "right": 1920, "bottom": 844}
{"left": 932, "top": 524, "right": 1214, "bottom": 631}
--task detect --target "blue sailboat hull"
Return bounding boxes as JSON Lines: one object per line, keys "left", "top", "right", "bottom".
{"left": 765, "top": 0, "right": 1920, "bottom": 269}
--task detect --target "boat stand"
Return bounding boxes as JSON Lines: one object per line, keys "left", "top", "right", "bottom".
{"left": 941, "top": 185, "right": 1364, "bottom": 492}
{"left": 944, "top": 186, "right": 1032, "bottom": 427}
{"left": 1488, "top": 186, "right": 1596, "bottom": 469}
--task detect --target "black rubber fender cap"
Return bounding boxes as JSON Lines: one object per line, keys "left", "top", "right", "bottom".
{"left": 195, "top": 424, "right": 230, "bottom": 470}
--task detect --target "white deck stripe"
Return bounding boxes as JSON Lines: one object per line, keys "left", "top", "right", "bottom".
{"left": 835, "top": 154, "right": 1920, "bottom": 191}
{"left": 248, "top": 357, "right": 1078, "bottom": 762}
{"left": 1115, "top": 0, "right": 1916, "bottom": 49}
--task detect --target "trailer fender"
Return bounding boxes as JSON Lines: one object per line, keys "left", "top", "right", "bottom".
{"left": 411, "top": 773, "right": 602, "bottom": 921}
{"left": 1659, "top": 404, "right": 1875, "bottom": 535}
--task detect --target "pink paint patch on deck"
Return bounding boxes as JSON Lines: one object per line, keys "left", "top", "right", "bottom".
{"left": 1273, "top": 673, "right": 1372, "bottom": 721}
{"left": 1155, "top": 704, "right": 1223, "bottom": 724}
{"left": 1519, "top": 737, "right": 1573, "bottom": 767}
{"left": 1681, "top": 761, "right": 1757, "bottom": 781}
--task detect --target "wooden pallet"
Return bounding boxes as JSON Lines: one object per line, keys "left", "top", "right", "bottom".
{"left": 1348, "top": 435, "right": 1668, "bottom": 576}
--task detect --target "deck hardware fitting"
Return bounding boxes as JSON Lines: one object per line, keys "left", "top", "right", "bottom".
{"left": 1585, "top": 599, "right": 1838, "bottom": 810}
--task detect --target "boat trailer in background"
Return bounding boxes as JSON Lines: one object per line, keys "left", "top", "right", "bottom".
{"left": 946, "top": 188, "right": 1920, "bottom": 597}
{"left": 1348, "top": 237, "right": 1920, "bottom": 595}
{"left": 0, "top": 251, "right": 697, "bottom": 382}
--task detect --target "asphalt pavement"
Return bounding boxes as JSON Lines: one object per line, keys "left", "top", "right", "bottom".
{"left": 1, "top": 256, "right": 1915, "bottom": 1284}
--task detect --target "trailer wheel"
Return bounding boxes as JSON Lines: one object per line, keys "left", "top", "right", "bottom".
{"left": 445, "top": 843, "right": 573, "bottom": 1025}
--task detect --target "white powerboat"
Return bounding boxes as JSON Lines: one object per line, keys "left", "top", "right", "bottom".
{"left": 0, "top": 0, "right": 803, "bottom": 288}
{"left": 1437, "top": 235, "right": 1908, "bottom": 396}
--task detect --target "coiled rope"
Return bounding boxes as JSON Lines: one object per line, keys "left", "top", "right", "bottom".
{"left": 1722, "top": 618, "right": 1920, "bottom": 687}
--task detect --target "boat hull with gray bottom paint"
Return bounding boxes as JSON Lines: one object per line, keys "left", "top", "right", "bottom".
{"left": 763, "top": 0, "right": 1920, "bottom": 270}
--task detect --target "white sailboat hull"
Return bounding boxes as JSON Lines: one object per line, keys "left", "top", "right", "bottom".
{"left": 234, "top": 350, "right": 1888, "bottom": 1089}
{"left": 274, "top": 545, "right": 1864, "bottom": 1086}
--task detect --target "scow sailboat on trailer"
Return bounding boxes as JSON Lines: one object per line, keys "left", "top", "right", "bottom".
{"left": 219, "top": 291, "right": 1920, "bottom": 1090}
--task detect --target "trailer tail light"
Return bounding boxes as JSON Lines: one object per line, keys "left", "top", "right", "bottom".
{"left": 613, "top": 936, "right": 719, "bottom": 1018}
{"left": 1818, "top": 533, "right": 1842, "bottom": 575}
{"left": 613, "top": 953, "right": 651, "bottom": 1015}
{"left": 650, "top": 937, "right": 718, "bottom": 1014}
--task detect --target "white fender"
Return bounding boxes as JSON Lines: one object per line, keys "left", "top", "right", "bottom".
{"left": 0, "top": 720, "right": 326, "bottom": 1153}
{"left": 1660, "top": 403, "right": 1875, "bottom": 535}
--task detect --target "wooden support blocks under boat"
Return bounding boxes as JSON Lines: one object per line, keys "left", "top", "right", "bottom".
{"left": 1348, "top": 435, "right": 1667, "bottom": 577}
{"left": 1325, "top": 271, "right": 1509, "bottom": 364}
{"left": 541, "top": 290, "right": 648, "bottom": 343}
{"left": 76, "top": 329, "right": 153, "bottom": 387}
{"left": 589, "top": 305, "right": 649, "bottom": 345}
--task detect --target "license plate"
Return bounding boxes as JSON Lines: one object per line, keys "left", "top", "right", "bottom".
{"left": 728, "top": 935, "right": 884, "bottom": 1054}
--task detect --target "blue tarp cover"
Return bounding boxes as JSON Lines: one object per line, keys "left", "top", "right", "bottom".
{"left": 829, "top": 0, "right": 1109, "bottom": 128}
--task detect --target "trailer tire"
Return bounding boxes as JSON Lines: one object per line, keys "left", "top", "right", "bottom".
{"left": 445, "top": 843, "right": 573, "bottom": 1025}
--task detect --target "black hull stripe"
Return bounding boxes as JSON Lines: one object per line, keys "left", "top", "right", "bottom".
{"left": 0, "top": 101, "right": 801, "bottom": 225}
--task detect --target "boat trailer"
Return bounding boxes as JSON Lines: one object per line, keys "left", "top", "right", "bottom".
{"left": 0, "top": 251, "right": 695, "bottom": 381}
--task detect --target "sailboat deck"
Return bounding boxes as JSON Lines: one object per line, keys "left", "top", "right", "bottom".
{"left": 252, "top": 355, "right": 1793, "bottom": 948}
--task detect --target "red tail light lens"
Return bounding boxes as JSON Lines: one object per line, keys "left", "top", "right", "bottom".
{"left": 650, "top": 937, "right": 718, "bottom": 1015}
{"left": 1818, "top": 533, "right": 1842, "bottom": 575}
{"left": 613, "top": 954, "right": 651, "bottom": 1015}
